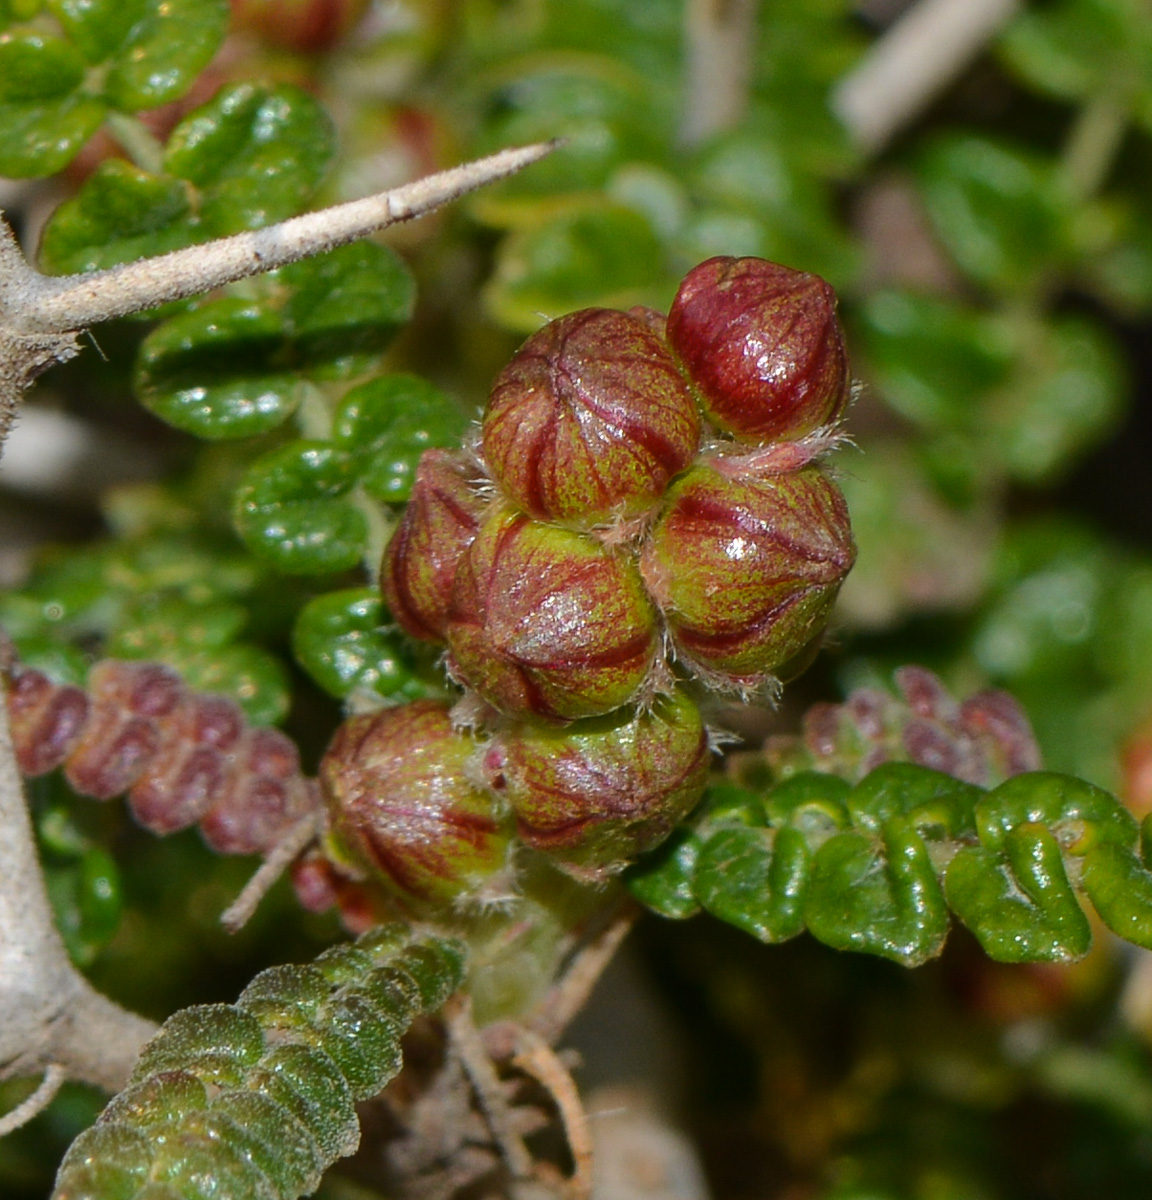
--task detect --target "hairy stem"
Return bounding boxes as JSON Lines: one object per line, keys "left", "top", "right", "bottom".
{"left": 11, "top": 143, "right": 558, "bottom": 335}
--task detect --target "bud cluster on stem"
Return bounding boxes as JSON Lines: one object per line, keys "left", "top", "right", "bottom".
{"left": 319, "top": 255, "right": 857, "bottom": 915}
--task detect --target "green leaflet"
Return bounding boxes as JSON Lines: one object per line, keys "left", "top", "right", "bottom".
{"left": 133, "top": 246, "right": 414, "bottom": 439}
{"left": 232, "top": 443, "right": 368, "bottom": 575}
{"left": 40, "top": 83, "right": 335, "bottom": 275}
{"left": 626, "top": 763, "right": 1152, "bottom": 967}
{"left": 52, "top": 927, "right": 466, "bottom": 1200}
{"left": 0, "top": 0, "right": 227, "bottom": 177}
{"left": 291, "top": 588, "right": 428, "bottom": 702}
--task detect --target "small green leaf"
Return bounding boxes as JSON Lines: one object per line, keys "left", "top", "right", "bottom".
{"left": 333, "top": 374, "right": 469, "bottom": 503}
{"left": 174, "top": 644, "right": 290, "bottom": 726}
{"left": 276, "top": 243, "right": 416, "bottom": 381}
{"left": 626, "top": 827, "right": 703, "bottom": 919}
{"left": 946, "top": 828, "right": 1092, "bottom": 962}
{"left": 695, "top": 825, "right": 810, "bottom": 943}
{"left": 292, "top": 588, "right": 422, "bottom": 701}
{"left": 486, "top": 201, "right": 666, "bottom": 332}
{"left": 0, "top": 31, "right": 84, "bottom": 101}
{"left": 39, "top": 160, "right": 193, "bottom": 275}
{"left": 233, "top": 443, "right": 367, "bottom": 574}
{"left": 917, "top": 136, "right": 1072, "bottom": 292}
{"left": 105, "top": 0, "right": 228, "bottom": 110}
{"left": 49, "top": 0, "right": 228, "bottom": 109}
{"left": 164, "top": 82, "right": 335, "bottom": 234}
{"left": 77, "top": 846, "right": 123, "bottom": 945}
{"left": 806, "top": 816, "right": 950, "bottom": 966}
{"left": 856, "top": 291, "right": 1014, "bottom": 431}
{"left": 0, "top": 91, "right": 105, "bottom": 177}
{"left": 135, "top": 298, "right": 303, "bottom": 438}
{"left": 999, "top": 0, "right": 1152, "bottom": 127}
{"left": 1081, "top": 841, "right": 1152, "bottom": 949}
{"left": 989, "top": 315, "right": 1126, "bottom": 484}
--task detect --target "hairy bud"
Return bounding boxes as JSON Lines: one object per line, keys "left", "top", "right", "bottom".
{"left": 380, "top": 449, "right": 487, "bottom": 643}
{"left": 667, "top": 256, "right": 849, "bottom": 442}
{"left": 482, "top": 308, "right": 701, "bottom": 526}
{"left": 320, "top": 701, "right": 511, "bottom": 912}
{"left": 640, "top": 464, "right": 855, "bottom": 688}
{"left": 447, "top": 508, "right": 660, "bottom": 721}
{"left": 483, "top": 691, "right": 710, "bottom": 881}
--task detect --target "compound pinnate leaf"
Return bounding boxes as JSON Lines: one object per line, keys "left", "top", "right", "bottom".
{"left": 332, "top": 374, "right": 468, "bottom": 503}
{"left": 292, "top": 588, "right": 424, "bottom": 701}
{"left": 628, "top": 760, "right": 1152, "bottom": 965}
{"left": 40, "top": 83, "right": 337, "bottom": 276}
{"left": 233, "top": 443, "right": 367, "bottom": 574}
{"left": 50, "top": 0, "right": 227, "bottom": 108}
{"left": 53, "top": 929, "right": 466, "bottom": 1200}
{"left": 164, "top": 82, "right": 334, "bottom": 234}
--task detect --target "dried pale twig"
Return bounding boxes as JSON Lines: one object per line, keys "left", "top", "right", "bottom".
{"left": 445, "top": 994, "right": 537, "bottom": 1181}
{"left": 220, "top": 810, "right": 323, "bottom": 934}
{"left": 833, "top": 0, "right": 1021, "bottom": 153}
{"left": 681, "top": 0, "right": 759, "bottom": 146}
{"left": 513, "top": 1028, "right": 595, "bottom": 1200}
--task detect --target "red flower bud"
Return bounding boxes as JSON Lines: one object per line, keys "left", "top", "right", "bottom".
{"left": 482, "top": 309, "right": 701, "bottom": 526}
{"left": 640, "top": 464, "right": 855, "bottom": 688}
{"left": 667, "top": 256, "right": 850, "bottom": 442}
{"left": 380, "top": 449, "right": 487, "bottom": 643}
{"left": 446, "top": 508, "right": 660, "bottom": 721}
{"left": 483, "top": 691, "right": 710, "bottom": 881}
{"left": 320, "top": 701, "right": 511, "bottom": 913}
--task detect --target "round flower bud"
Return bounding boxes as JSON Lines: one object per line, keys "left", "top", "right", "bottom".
{"left": 484, "top": 690, "right": 710, "bottom": 881}
{"left": 482, "top": 308, "right": 701, "bottom": 526}
{"left": 667, "top": 256, "right": 850, "bottom": 442}
{"left": 640, "top": 463, "right": 855, "bottom": 688}
{"left": 320, "top": 701, "right": 510, "bottom": 914}
{"left": 380, "top": 449, "right": 487, "bottom": 644}
{"left": 446, "top": 507, "right": 660, "bottom": 722}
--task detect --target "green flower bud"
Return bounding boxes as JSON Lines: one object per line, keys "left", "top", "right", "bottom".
{"left": 667, "top": 256, "right": 850, "bottom": 442}
{"left": 482, "top": 308, "right": 701, "bottom": 526}
{"left": 484, "top": 691, "right": 710, "bottom": 881}
{"left": 380, "top": 449, "right": 487, "bottom": 644}
{"left": 319, "top": 701, "right": 511, "bottom": 913}
{"left": 446, "top": 507, "right": 660, "bottom": 721}
{"left": 640, "top": 463, "right": 855, "bottom": 689}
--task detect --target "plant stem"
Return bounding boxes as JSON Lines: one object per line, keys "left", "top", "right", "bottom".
{"left": 1060, "top": 89, "right": 1129, "bottom": 202}
{"left": 681, "top": 0, "right": 759, "bottom": 146}
{"left": 834, "top": 0, "right": 1021, "bottom": 154}
{"left": 14, "top": 143, "right": 559, "bottom": 335}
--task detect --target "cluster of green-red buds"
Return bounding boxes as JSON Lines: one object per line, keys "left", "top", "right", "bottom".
{"left": 320, "top": 257, "right": 857, "bottom": 918}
